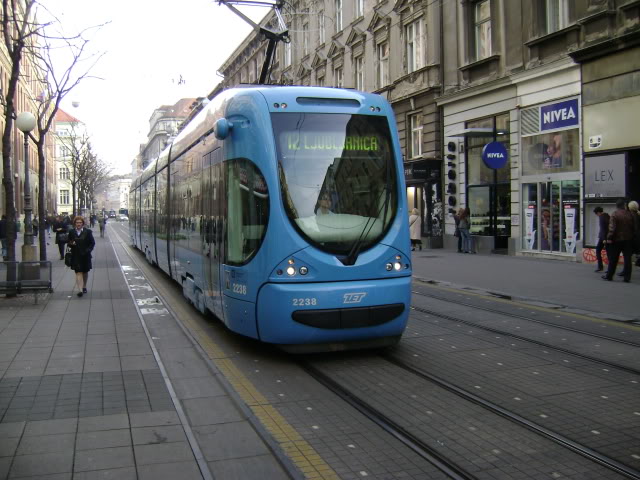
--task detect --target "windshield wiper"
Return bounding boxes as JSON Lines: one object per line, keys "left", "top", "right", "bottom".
{"left": 344, "top": 158, "right": 392, "bottom": 266}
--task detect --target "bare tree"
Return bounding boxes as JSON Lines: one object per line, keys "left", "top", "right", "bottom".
{"left": 28, "top": 19, "right": 103, "bottom": 260}
{"left": 1, "top": 0, "right": 42, "bottom": 262}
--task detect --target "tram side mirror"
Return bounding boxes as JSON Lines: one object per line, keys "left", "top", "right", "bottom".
{"left": 214, "top": 118, "right": 234, "bottom": 140}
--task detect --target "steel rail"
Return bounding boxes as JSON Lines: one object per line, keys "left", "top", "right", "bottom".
{"left": 383, "top": 355, "right": 640, "bottom": 480}
{"left": 300, "top": 361, "right": 477, "bottom": 480}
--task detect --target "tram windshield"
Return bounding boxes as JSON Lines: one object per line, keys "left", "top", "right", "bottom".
{"left": 272, "top": 113, "right": 398, "bottom": 255}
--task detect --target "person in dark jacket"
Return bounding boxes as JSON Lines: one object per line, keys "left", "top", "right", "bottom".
{"left": 602, "top": 199, "right": 637, "bottom": 283}
{"left": 0, "top": 214, "right": 7, "bottom": 260}
{"left": 629, "top": 200, "right": 640, "bottom": 267}
{"left": 53, "top": 215, "right": 69, "bottom": 260}
{"left": 67, "top": 216, "right": 95, "bottom": 297}
{"left": 593, "top": 206, "right": 610, "bottom": 273}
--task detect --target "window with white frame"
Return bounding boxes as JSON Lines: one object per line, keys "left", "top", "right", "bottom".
{"left": 546, "top": 0, "right": 569, "bottom": 33}
{"left": 59, "top": 145, "right": 71, "bottom": 158}
{"left": 59, "top": 165, "right": 70, "bottom": 180}
{"left": 474, "top": 0, "right": 492, "bottom": 60}
{"left": 409, "top": 113, "right": 423, "bottom": 158}
{"left": 319, "top": 11, "right": 325, "bottom": 44}
{"left": 303, "top": 21, "right": 310, "bottom": 56}
{"left": 356, "top": 0, "right": 364, "bottom": 18}
{"left": 376, "top": 41, "right": 389, "bottom": 88}
{"left": 335, "top": 0, "right": 343, "bottom": 32}
{"left": 405, "top": 18, "right": 425, "bottom": 73}
{"left": 355, "top": 56, "right": 365, "bottom": 90}
{"left": 334, "top": 66, "right": 343, "bottom": 87}
{"left": 284, "top": 41, "right": 292, "bottom": 67}
{"left": 60, "top": 189, "right": 70, "bottom": 205}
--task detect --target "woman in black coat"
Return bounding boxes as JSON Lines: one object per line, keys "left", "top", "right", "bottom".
{"left": 68, "top": 216, "right": 95, "bottom": 297}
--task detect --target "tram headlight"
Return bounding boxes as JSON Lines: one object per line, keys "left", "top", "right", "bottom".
{"left": 299, "top": 266, "right": 308, "bottom": 275}
{"left": 393, "top": 262, "right": 402, "bottom": 271}
{"left": 286, "top": 266, "right": 296, "bottom": 276}
{"left": 385, "top": 263, "right": 393, "bottom": 271}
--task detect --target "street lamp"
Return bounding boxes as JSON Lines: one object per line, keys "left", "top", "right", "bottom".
{"left": 16, "top": 111, "right": 37, "bottom": 260}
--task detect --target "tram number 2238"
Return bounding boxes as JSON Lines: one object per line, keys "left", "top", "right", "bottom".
{"left": 292, "top": 297, "right": 317, "bottom": 306}
{"left": 232, "top": 283, "right": 247, "bottom": 295}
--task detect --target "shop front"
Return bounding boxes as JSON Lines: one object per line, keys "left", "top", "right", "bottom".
{"left": 464, "top": 114, "right": 511, "bottom": 253}
{"left": 405, "top": 159, "right": 443, "bottom": 248}
{"left": 519, "top": 97, "right": 581, "bottom": 258}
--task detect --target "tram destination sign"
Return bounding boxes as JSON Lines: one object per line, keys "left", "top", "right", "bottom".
{"left": 285, "top": 134, "right": 380, "bottom": 152}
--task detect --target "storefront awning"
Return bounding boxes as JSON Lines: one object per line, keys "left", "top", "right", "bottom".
{"left": 446, "top": 127, "right": 509, "bottom": 138}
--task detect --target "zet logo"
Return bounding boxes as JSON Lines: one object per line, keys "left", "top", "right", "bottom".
{"left": 343, "top": 292, "right": 367, "bottom": 304}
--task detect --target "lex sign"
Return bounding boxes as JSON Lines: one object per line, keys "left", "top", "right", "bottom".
{"left": 540, "top": 99, "right": 579, "bottom": 131}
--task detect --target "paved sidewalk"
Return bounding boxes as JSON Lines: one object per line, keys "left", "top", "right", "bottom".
{"left": 0, "top": 232, "right": 292, "bottom": 480}
{"left": 410, "top": 248, "right": 639, "bottom": 321}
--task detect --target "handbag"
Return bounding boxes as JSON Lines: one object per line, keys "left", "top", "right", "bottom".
{"left": 64, "top": 247, "right": 73, "bottom": 267}
{"left": 58, "top": 232, "right": 69, "bottom": 243}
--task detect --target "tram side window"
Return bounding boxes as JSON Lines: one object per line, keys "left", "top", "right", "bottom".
{"left": 226, "top": 158, "right": 269, "bottom": 265}
{"left": 156, "top": 167, "right": 168, "bottom": 239}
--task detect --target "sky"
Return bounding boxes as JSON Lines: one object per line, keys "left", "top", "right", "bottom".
{"left": 45, "top": 0, "right": 271, "bottom": 175}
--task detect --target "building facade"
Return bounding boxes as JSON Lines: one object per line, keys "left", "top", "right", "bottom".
{"left": 139, "top": 98, "right": 197, "bottom": 169}
{"left": 53, "top": 110, "right": 84, "bottom": 216}
{"left": 213, "top": 0, "right": 639, "bottom": 261}
{"left": 216, "top": 0, "right": 445, "bottom": 247}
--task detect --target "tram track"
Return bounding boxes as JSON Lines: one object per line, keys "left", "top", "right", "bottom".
{"left": 412, "top": 286, "right": 640, "bottom": 348}
{"left": 299, "top": 352, "right": 640, "bottom": 480}
{"left": 410, "top": 290, "right": 640, "bottom": 377}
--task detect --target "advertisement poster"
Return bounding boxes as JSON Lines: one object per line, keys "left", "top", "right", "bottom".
{"left": 563, "top": 205, "right": 577, "bottom": 254}
{"left": 525, "top": 208, "right": 536, "bottom": 250}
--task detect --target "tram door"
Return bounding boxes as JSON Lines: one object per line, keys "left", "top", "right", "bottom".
{"left": 203, "top": 148, "right": 224, "bottom": 319}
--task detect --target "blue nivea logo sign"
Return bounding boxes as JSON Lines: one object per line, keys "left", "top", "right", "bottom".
{"left": 482, "top": 142, "right": 508, "bottom": 169}
{"left": 540, "top": 99, "right": 579, "bottom": 131}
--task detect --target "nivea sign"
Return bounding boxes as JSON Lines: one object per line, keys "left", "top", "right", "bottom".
{"left": 540, "top": 99, "right": 579, "bottom": 131}
{"left": 482, "top": 142, "right": 508, "bottom": 169}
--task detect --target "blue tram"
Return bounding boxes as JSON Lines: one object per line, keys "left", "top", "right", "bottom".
{"left": 129, "top": 86, "right": 412, "bottom": 352}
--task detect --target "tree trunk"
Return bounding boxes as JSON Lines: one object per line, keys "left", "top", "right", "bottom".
{"left": 38, "top": 142, "right": 47, "bottom": 261}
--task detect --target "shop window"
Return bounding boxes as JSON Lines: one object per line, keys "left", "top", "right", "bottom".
{"left": 466, "top": 114, "right": 509, "bottom": 186}
{"left": 522, "top": 180, "right": 579, "bottom": 253}
{"left": 464, "top": 113, "right": 511, "bottom": 243}
{"left": 522, "top": 129, "right": 579, "bottom": 176}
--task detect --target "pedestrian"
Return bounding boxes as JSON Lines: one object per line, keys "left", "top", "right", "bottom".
{"left": 32, "top": 215, "right": 39, "bottom": 237}
{"left": 98, "top": 215, "right": 106, "bottom": 238}
{"left": 458, "top": 207, "right": 474, "bottom": 253}
{"left": 593, "top": 206, "right": 610, "bottom": 273}
{"left": 409, "top": 208, "right": 422, "bottom": 251}
{"left": 602, "top": 198, "right": 636, "bottom": 283}
{"left": 628, "top": 200, "right": 640, "bottom": 268}
{"left": 0, "top": 214, "right": 7, "bottom": 260}
{"left": 67, "top": 216, "right": 95, "bottom": 297}
{"left": 454, "top": 208, "right": 463, "bottom": 253}
{"left": 53, "top": 215, "right": 69, "bottom": 260}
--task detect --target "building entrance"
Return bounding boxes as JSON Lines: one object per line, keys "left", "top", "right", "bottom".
{"left": 523, "top": 180, "right": 580, "bottom": 254}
